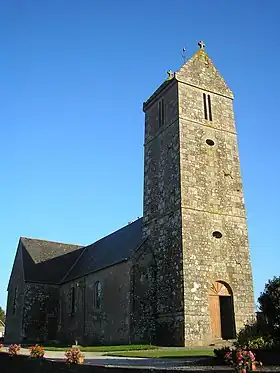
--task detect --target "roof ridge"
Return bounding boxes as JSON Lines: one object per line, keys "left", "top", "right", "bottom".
{"left": 85, "top": 217, "right": 143, "bottom": 247}
{"left": 20, "top": 236, "right": 82, "bottom": 247}
{"left": 20, "top": 219, "right": 143, "bottom": 250}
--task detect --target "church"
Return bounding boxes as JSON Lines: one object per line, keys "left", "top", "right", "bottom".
{"left": 5, "top": 42, "right": 255, "bottom": 347}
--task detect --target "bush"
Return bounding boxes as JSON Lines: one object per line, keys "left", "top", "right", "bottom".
{"left": 224, "top": 349, "right": 258, "bottom": 372}
{"left": 8, "top": 344, "right": 21, "bottom": 355}
{"left": 258, "top": 276, "right": 280, "bottom": 339}
{"left": 236, "top": 320, "right": 262, "bottom": 347}
{"left": 65, "top": 347, "right": 84, "bottom": 364}
{"left": 234, "top": 318, "right": 274, "bottom": 349}
{"left": 28, "top": 344, "right": 45, "bottom": 358}
{"left": 245, "top": 337, "right": 267, "bottom": 349}
{"left": 214, "top": 346, "right": 231, "bottom": 360}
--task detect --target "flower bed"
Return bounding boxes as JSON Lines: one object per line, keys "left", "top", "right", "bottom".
{"left": 224, "top": 349, "right": 257, "bottom": 372}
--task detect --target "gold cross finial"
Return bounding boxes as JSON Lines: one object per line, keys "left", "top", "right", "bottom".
{"left": 198, "top": 40, "right": 205, "bottom": 50}
{"left": 167, "top": 70, "right": 173, "bottom": 80}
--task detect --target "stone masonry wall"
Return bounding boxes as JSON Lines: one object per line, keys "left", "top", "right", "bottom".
{"left": 59, "top": 278, "right": 84, "bottom": 344}
{"left": 130, "top": 246, "right": 156, "bottom": 344}
{"left": 142, "top": 81, "right": 185, "bottom": 346}
{"left": 22, "top": 283, "right": 59, "bottom": 343}
{"left": 5, "top": 245, "right": 25, "bottom": 343}
{"left": 59, "top": 261, "right": 131, "bottom": 345}
{"left": 177, "top": 69, "right": 255, "bottom": 345}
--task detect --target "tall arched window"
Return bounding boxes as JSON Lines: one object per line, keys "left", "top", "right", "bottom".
{"left": 12, "top": 287, "right": 18, "bottom": 315}
{"left": 94, "top": 281, "right": 101, "bottom": 309}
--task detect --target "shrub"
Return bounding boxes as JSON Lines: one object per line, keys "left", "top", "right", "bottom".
{"left": 8, "top": 344, "right": 21, "bottom": 355}
{"left": 214, "top": 346, "right": 231, "bottom": 360}
{"left": 245, "top": 337, "right": 267, "bottom": 349}
{"left": 65, "top": 347, "right": 84, "bottom": 364}
{"left": 234, "top": 319, "right": 273, "bottom": 349}
{"left": 258, "top": 276, "right": 280, "bottom": 339}
{"left": 28, "top": 344, "right": 45, "bottom": 358}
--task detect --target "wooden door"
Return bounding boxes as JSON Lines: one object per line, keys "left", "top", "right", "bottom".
{"left": 209, "top": 281, "right": 235, "bottom": 340}
{"left": 220, "top": 296, "right": 236, "bottom": 339}
{"left": 209, "top": 295, "right": 221, "bottom": 339}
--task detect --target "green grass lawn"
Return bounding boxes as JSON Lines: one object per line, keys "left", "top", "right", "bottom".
{"left": 42, "top": 346, "right": 70, "bottom": 351}
{"left": 105, "top": 349, "right": 215, "bottom": 358}
{"left": 40, "top": 344, "right": 215, "bottom": 359}
{"left": 43, "top": 344, "right": 158, "bottom": 352}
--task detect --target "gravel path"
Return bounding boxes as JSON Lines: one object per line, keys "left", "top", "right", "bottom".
{"left": 9, "top": 348, "right": 211, "bottom": 368}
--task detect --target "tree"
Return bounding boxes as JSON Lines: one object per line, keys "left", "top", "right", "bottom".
{"left": 258, "top": 276, "right": 280, "bottom": 339}
{"left": 0, "top": 306, "right": 5, "bottom": 323}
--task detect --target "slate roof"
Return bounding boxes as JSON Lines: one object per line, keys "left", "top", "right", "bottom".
{"left": 62, "top": 218, "right": 144, "bottom": 283}
{"left": 19, "top": 218, "right": 144, "bottom": 285}
{"left": 21, "top": 237, "right": 84, "bottom": 284}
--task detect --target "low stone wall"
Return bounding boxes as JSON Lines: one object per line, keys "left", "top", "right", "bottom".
{"left": 252, "top": 349, "right": 280, "bottom": 366}
{"left": 0, "top": 352, "right": 232, "bottom": 373}
{"left": 0, "top": 352, "right": 280, "bottom": 373}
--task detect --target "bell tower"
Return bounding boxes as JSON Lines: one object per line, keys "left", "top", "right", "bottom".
{"left": 141, "top": 42, "right": 255, "bottom": 346}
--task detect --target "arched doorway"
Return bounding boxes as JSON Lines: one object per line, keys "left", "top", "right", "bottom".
{"left": 209, "top": 281, "right": 236, "bottom": 340}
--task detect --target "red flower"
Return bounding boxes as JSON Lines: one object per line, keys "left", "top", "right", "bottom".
{"left": 29, "top": 344, "right": 45, "bottom": 359}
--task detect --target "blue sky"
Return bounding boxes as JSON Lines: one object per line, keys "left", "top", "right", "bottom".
{"left": 0, "top": 0, "right": 279, "bottom": 310}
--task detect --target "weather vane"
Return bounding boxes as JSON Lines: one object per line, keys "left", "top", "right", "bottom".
{"left": 181, "top": 47, "right": 186, "bottom": 62}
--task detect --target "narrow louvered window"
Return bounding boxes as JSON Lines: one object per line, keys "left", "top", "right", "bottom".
{"left": 70, "top": 287, "right": 75, "bottom": 315}
{"left": 12, "top": 287, "right": 18, "bottom": 315}
{"left": 158, "top": 99, "right": 164, "bottom": 127}
{"left": 208, "top": 94, "right": 213, "bottom": 121}
{"left": 203, "top": 93, "right": 213, "bottom": 121}
{"left": 203, "top": 93, "right": 208, "bottom": 120}
{"left": 94, "top": 281, "right": 101, "bottom": 309}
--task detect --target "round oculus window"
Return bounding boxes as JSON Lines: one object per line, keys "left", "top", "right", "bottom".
{"left": 212, "top": 231, "right": 222, "bottom": 239}
{"left": 206, "top": 139, "right": 215, "bottom": 146}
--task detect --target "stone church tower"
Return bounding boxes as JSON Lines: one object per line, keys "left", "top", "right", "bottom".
{"left": 141, "top": 42, "right": 255, "bottom": 346}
